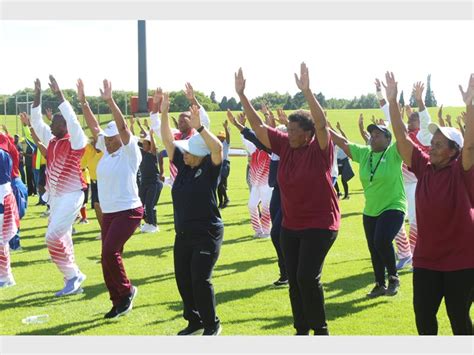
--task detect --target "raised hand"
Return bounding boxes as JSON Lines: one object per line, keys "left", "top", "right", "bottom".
{"left": 336, "top": 121, "right": 342, "bottom": 131}
{"left": 294, "top": 62, "right": 310, "bottom": 92}
{"left": 234, "top": 68, "right": 246, "bottom": 95}
{"left": 48, "top": 75, "right": 61, "bottom": 95}
{"left": 161, "top": 92, "right": 170, "bottom": 114}
{"left": 456, "top": 115, "right": 463, "bottom": 127}
{"left": 458, "top": 74, "right": 474, "bottom": 105}
{"left": 359, "top": 113, "right": 364, "bottom": 127}
{"left": 19, "top": 112, "right": 31, "bottom": 126}
{"left": 226, "top": 109, "right": 238, "bottom": 126}
{"left": 153, "top": 87, "right": 163, "bottom": 107}
{"left": 461, "top": 111, "right": 467, "bottom": 125}
{"left": 184, "top": 82, "right": 195, "bottom": 102}
{"left": 100, "top": 79, "right": 113, "bottom": 101}
{"left": 374, "top": 78, "right": 382, "bottom": 93}
{"left": 371, "top": 115, "right": 377, "bottom": 124}
{"left": 186, "top": 105, "right": 202, "bottom": 129}
{"left": 33, "top": 79, "right": 41, "bottom": 107}
{"left": 382, "top": 71, "right": 398, "bottom": 102}
{"left": 45, "top": 108, "right": 53, "bottom": 121}
{"left": 237, "top": 112, "right": 247, "bottom": 126}
{"left": 446, "top": 114, "right": 452, "bottom": 127}
{"left": 276, "top": 108, "right": 289, "bottom": 126}
{"left": 77, "top": 79, "right": 86, "bottom": 104}
{"left": 438, "top": 105, "right": 443, "bottom": 119}
{"left": 223, "top": 120, "right": 229, "bottom": 129}
{"left": 413, "top": 81, "right": 424, "bottom": 102}
{"left": 260, "top": 103, "right": 269, "bottom": 115}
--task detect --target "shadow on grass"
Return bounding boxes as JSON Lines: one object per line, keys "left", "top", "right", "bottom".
{"left": 341, "top": 212, "right": 363, "bottom": 219}
{"left": 17, "top": 317, "right": 110, "bottom": 335}
{"left": 223, "top": 219, "right": 251, "bottom": 227}
{"left": 222, "top": 235, "right": 254, "bottom": 246}
{"left": 226, "top": 315, "right": 294, "bottom": 331}
{"left": 86, "top": 245, "right": 174, "bottom": 264}
{"left": 324, "top": 270, "right": 374, "bottom": 300}
{"left": 215, "top": 257, "right": 276, "bottom": 276}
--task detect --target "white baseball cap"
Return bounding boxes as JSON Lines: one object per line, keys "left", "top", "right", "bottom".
{"left": 102, "top": 121, "right": 119, "bottom": 137}
{"left": 428, "top": 123, "right": 464, "bottom": 148}
{"left": 173, "top": 134, "right": 210, "bottom": 157}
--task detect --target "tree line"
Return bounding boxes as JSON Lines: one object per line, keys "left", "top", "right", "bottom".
{"left": 1, "top": 75, "right": 437, "bottom": 115}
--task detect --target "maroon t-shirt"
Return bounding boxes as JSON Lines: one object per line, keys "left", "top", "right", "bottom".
{"left": 411, "top": 146, "right": 474, "bottom": 271}
{"left": 267, "top": 127, "right": 340, "bottom": 231}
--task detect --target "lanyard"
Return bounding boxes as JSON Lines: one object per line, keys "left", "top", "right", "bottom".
{"left": 369, "top": 148, "right": 388, "bottom": 184}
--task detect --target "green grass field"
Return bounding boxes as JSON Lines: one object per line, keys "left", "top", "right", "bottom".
{"left": 0, "top": 109, "right": 470, "bottom": 335}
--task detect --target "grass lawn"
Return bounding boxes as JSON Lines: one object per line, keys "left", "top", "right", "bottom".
{"left": 0, "top": 109, "right": 470, "bottom": 335}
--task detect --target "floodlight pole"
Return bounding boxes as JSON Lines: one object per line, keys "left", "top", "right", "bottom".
{"left": 137, "top": 20, "right": 148, "bottom": 115}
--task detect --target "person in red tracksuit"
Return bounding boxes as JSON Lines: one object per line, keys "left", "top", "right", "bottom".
{"left": 30, "top": 76, "right": 88, "bottom": 297}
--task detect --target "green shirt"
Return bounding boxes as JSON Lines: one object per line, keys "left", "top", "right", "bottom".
{"left": 349, "top": 142, "right": 406, "bottom": 217}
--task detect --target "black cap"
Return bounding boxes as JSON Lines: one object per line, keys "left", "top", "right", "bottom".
{"left": 367, "top": 124, "right": 392, "bottom": 139}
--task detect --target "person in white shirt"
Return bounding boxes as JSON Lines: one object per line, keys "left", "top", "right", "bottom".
{"left": 80, "top": 79, "right": 143, "bottom": 319}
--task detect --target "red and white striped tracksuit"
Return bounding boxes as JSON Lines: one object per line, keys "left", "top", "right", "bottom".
{"left": 31, "top": 102, "right": 88, "bottom": 280}
{"left": 243, "top": 137, "right": 272, "bottom": 235}
{"left": 0, "top": 185, "right": 20, "bottom": 283}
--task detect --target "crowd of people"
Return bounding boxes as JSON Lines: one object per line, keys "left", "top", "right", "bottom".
{"left": 0, "top": 65, "right": 472, "bottom": 336}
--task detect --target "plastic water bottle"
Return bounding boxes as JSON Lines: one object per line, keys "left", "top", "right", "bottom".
{"left": 22, "top": 315, "right": 49, "bottom": 325}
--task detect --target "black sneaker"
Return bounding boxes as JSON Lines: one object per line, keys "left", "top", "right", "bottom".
{"left": 177, "top": 322, "right": 205, "bottom": 335}
{"left": 202, "top": 323, "right": 222, "bottom": 336}
{"left": 386, "top": 276, "right": 400, "bottom": 296}
{"left": 273, "top": 277, "right": 289, "bottom": 287}
{"left": 366, "top": 283, "right": 386, "bottom": 298}
{"left": 104, "top": 286, "right": 137, "bottom": 319}
{"left": 295, "top": 329, "right": 310, "bottom": 335}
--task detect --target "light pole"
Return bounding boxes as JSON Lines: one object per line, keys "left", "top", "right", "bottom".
{"left": 137, "top": 20, "right": 148, "bottom": 115}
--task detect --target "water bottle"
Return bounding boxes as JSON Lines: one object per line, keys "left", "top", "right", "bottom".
{"left": 22, "top": 315, "right": 49, "bottom": 325}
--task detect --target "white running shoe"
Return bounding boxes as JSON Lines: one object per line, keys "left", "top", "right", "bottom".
{"left": 0, "top": 275, "right": 16, "bottom": 289}
{"left": 141, "top": 223, "right": 158, "bottom": 233}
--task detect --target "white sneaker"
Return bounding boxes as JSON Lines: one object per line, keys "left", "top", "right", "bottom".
{"left": 141, "top": 223, "right": 158, "bottom": 233}
{"left": 0, "top": 275, "right": 16, "bottom": 288}
{"left": 259, "top": 233, "right": 271, "bottom": 239}
{"left": 95, "top": 233, "right": 102, "bottom": 240}
{"left": 253, "top": 232, "right": 263, "bottom": 239}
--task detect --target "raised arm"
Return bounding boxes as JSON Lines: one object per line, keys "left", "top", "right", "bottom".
{"left": 329, "top": 129, "right": 352, "bottom": 159}
{"left": 30, "top": 79, "right": 53, "bottom": 145}
{"left": 49, "top": 75, "right": 87, "bottom": 150}
{"left": 457, "top": 113, "right": 466, "bottom": 137}
{"left": 100, "top": 79, "right": 131, "bottom": 145}
{"left": 336, "top": 121, "right": 348, "bottom": 140}
{"left": 235, "top": 68, "right": 271, "bottom": 149}
{"left": 185, "top": 82, "right": 210, "bottom": 129}
{"left": 375, "top": 78, "right": 387, "bottom": 107}
{"left": 358, "top": 113, "right": 370, "bottom": 144}
{"left": 160, "top": 92, "right": 176, "bottom": 162}
{"left": 413, "top": 82, "right": 426, "bottom": 112}
{"left": 445, "top": 114, "right": 453, "bottom": 127}
{"left": 188, "top": 105, "right": 223, "bottom": 166}
{"left": 21, "top": 112, "right": 48, "bottom": 157}
{"left": 223, "top": 120, "right": 230, "bottom": 144}
{"left": 383, "top": 72, "right": 414, "bottom": 167}
{"left": 226, "top": 109, "right": 246, "bottom": 133}
{"left": 437, "top": 105, "right": 446, "bottom": 127}
{"left": 149, "top": 129, "right": 157, "bottom": 156}
{"left": 295, "top": 62, "right": 328, "bottom": 150}
{"left": 459, "top": 74, "right": 474, "bottom": 171}
{"left": 77, "top": 79, "right": 100, "bottom": 140}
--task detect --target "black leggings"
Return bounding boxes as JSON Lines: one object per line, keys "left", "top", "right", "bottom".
{"left": 363, "top": 210, "right": 404, "bottom": 285}
{"left": 270, "top": 186, "right": 286, "bottom": 279}
{"left": 280, "top": 227, "right": 337, "bottom": 334}
{"left": 413, "top": 268, "right": 474, "bottom": 335}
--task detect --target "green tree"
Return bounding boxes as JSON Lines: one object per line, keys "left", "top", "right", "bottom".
{"left": 219, "top": 96, "right": 228, "bottom": 111}
{"left": 210, "top": 91, "right": 217, "bottom": 104}
{"left": 424, "top": 74, "right": 437, "bottom": 107}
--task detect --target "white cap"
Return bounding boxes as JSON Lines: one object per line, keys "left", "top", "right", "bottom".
{"left": 103, "top": 121, "right": 119, "bottom": 137}
{"left": 428, "top": 123, "right": 464, "bottom": 148}
{"left": 173, "top": 134, "right": 210, "bottom": 157}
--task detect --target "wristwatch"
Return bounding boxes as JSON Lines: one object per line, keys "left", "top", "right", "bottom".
{"left": 197, "top": 125, "right": 205, "bottom": 133}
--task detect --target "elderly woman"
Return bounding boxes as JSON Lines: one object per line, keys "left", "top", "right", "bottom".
{"left": 383, "top": 72, "right": 474, "bottom": 335}
{"left": 331, "top": 116, "right": 405, "bottom": 298}
{"left": 160, "top": 92, "right": 224, "bottom": 336}
{"left": 235, "top": 64, "right": 340, "bottom": 335}
{"left": 80, "top": 79, "right": 143, "bottom": 319}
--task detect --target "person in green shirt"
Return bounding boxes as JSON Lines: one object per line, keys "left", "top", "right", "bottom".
{"left": 331, "top": 123, "right": 406, "bottom": 298}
